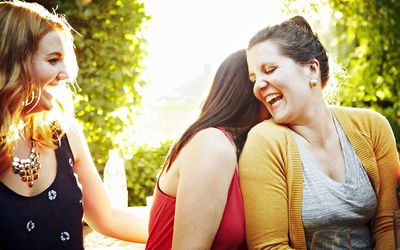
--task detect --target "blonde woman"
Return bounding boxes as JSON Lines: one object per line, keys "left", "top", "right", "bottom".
{"left": 0, "top": 2, "right": 147, "bottom": 249}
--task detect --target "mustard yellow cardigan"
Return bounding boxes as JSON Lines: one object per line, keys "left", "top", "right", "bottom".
{"left": 239, "top": 106, "right": 400, "bottom": 250}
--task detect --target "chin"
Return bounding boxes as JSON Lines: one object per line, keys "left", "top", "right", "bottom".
{"left": 272, "top": 118, "right": 284, "bottom": 125}
{"left": 26, "top": 102, "right": 53, "bottom": 114}
{"left": 271, "top": 114, "right": 287, "bottom": 125}
{"left": 40, "top": 97, "right": 54, "bottom": 110}
{"left": 41, "top": 104, "right": 54, "bottom": 112}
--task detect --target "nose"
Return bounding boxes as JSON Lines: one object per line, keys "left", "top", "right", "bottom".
{"left": 255, "top": 79, "right": 268, "bottom": 89}
{"left": 253, "top": 78, "right": 269, "bottom": 101}
{"left": 57, "top": 62, "right": 70, "bottom": 81}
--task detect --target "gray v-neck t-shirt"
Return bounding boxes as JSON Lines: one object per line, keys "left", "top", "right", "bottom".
{"left": 294, "top": 116, "right": 377, "bottom": 250}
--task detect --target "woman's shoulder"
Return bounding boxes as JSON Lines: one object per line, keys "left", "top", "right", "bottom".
{"left": 183, "top": 128, "right": 236, "bottom": 160}
{"left": 177, "top": 127, "right": 237, "bottom": 174}
{"left": 254, "top": 118, "right": 289, "bottom": 129}
{"left": 188, "top": 127, "right": 236, "bottom": 156}
{"left": 331, "top": 105, "right": 389, "bottom": 128}
{"left": 331, "top": 105, "right": 384, "bottom": 117}
{"left": 248, "top": 119, "right": 291, "bottom": 142}
{"left": 62, "top": 119, "right": 87, "bottom": 161}
{"left": 194, "top": 127, "right": 229, "bottom": 139}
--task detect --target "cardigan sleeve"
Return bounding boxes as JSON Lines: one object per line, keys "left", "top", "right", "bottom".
{"left": 239, "top": 121, "right": 294, "bottom": 250}
{"left": 369, "top": 112, "right": 400, "bottom": 249}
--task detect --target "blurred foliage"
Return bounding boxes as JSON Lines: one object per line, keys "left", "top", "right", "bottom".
{"left": 126, "top": 140, "right": 172, "bottom": 206}
{"left": 31, "top": 0, "right": 150, "bottom": 170}
{"left": 328, "top": 0, "right": 400, "bottom": 145}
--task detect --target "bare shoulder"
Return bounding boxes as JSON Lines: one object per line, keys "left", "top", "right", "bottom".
{"left": 178, "top": 127, "right": 237, "bottom": 171}
{"left": 190, "top": 127, "right": 235, "bottom": 156}
{"left": 64, "top": 119, "right": 86, "bottom": 162}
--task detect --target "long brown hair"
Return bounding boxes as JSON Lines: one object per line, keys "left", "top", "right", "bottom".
{"left": 0, "top": 1, "right": 77, "bottom": 175}
{"left": 248, "top": 15, "right": 330, "bottom": 87}
{"left": 161, "top": 49, "right": 265, "bottom": 173}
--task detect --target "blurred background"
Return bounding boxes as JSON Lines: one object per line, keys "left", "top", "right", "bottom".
{"left": 24, "top": 0, "right": 400, "bottom": 206}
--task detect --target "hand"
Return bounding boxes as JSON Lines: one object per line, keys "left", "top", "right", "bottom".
{"left": 311, "top": 230, "right": 351, "bottom": 250}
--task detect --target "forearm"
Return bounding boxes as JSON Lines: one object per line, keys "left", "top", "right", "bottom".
{"left": 87, "top": 207, "right": 148, "bottom": 243}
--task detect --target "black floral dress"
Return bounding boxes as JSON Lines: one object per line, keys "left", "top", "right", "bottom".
{"left": 0, "top": 135, "right": 84, "bottom": 249}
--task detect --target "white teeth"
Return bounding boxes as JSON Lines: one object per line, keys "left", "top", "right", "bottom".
{"left": 265, "top": 93, "right": 281, "bottom": 103}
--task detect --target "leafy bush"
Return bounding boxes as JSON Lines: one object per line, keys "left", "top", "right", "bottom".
{"left": 126, "top": 140, "right": 172, "bottom": 206}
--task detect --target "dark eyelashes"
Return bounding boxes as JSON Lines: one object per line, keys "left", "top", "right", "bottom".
{"left": 265, "top": 67, "right": 276, "bottom": 74}
{"left": 249, "top": 66, "right": 277, "bottom": 83}
{"left": 48, "top": 58, "right": 60, "bottom": 64}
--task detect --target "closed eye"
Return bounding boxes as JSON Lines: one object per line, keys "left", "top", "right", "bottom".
{"left": 48, "top": 58, "right": 60, "bottom": 65}
{"left": 265, "top": 67, "right": 276, "bottom": 75}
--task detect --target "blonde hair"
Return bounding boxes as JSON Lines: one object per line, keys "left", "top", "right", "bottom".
{"left": 0, "top": 1, "right": 78, "bottom": 175}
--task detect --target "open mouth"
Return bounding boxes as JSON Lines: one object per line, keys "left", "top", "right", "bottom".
{"left": 265, "top": 93, "right": 283, "bottom": 105}
{"left": 43, "top": 85, "right": 58, "bottom": 99}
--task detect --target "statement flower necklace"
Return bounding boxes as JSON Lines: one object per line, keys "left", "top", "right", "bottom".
{"left": 11, "top": 141, "right": 41, "bottom": 188}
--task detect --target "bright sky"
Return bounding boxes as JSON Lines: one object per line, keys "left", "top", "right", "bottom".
{"left": 141, "top": 0, "right": 288, "bottom": 101}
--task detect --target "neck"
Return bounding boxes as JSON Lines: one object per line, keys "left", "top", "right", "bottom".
{"left": 13, "top": 132, "right": 33, "bottom": 157}
{"left": 289, "top": 104, "right": 335, "bottom": 147}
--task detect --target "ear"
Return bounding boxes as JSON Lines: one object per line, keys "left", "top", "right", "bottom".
{"left": 309, "top": 59, "right": 320, "bottom": 74}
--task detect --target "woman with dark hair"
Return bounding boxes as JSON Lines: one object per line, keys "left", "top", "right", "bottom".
{"left": 146, "top": 49, "right": 270, "bottom": 249}
{"left": 239, "top": 16, "right": 399, "bottom": 249}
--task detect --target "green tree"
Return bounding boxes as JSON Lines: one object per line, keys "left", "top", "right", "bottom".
{"left": 30, "top": 0, "right": 150, "bottom": 168}
{"left": 328, "top": 0, "right": 400, "bottom": 144}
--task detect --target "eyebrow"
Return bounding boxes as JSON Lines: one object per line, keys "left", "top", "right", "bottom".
{"left": 46, "top": 51, "right": 63, "bottom": 57}
{"left": 249, "top": 63, "right": 277, "bottom": 74}
{"left": 262, "top": 63, "right": 277, "bottom": 68}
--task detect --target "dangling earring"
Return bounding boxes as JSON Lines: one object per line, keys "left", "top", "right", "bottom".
{"left": 24, "top": 91, "right": 36, "bottom": 107}
{"left": 25, "top": 88, "right": 42, "bottom": 114}
{"left": 309, "top": 79, "right": 318, "bottom": 88}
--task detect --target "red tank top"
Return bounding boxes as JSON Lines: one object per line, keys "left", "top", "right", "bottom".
{"left": 146, "top": 129, "right": 247, "bottom": 250}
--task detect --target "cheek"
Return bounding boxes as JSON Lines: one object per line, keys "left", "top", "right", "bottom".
{"left": 31, "top": 63, "right": 53, "bottom": 86}
{"left": 31, "top": 66, "right": 43, "bottom": 84}
{"left": 252, "top": 85, "right": 263, "bottom": 102}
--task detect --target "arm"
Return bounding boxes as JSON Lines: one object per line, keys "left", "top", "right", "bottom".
{"left": 67, "top": 120, "right": 148, "bottom": 243}
{"left": 172, "top": 128, "right": 237, "bottom": 250}
{"left": 370, "top": 113, "right": 400, "bottom": 248}
{"left": 239, "top": 123, "right": 294, "bottom": 250}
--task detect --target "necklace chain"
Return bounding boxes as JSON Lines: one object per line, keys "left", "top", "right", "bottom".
{"left": 11, "top": 142, "right": 41, "bottom": 188}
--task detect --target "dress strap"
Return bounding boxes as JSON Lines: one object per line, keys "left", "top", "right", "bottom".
{"left": 215, "top": 126, "right": 236, "bottom": 149}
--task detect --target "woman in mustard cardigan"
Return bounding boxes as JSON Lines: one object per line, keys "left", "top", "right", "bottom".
{"left": 239, "top": 16, "right": 400, "bottom": 249}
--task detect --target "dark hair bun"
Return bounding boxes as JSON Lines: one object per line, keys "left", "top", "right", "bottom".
{"left": 289, "top": 15, "right": 314, "bottom": 34}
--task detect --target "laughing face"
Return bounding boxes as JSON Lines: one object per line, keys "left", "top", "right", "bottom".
{"left": 25, "top": 29, "right": 70, "bottom": 114}
{"left": 247, "top": 41, "right": 317, "bottom": 126}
